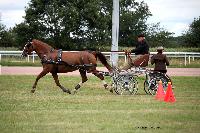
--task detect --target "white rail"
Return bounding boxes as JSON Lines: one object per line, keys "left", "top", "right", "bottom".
{"left": 0, "top": 51, "right": 200, "bottom": 66}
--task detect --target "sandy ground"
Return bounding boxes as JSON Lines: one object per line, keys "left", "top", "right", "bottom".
{"left": 0, "top": 66, "right": 200, "bottom": 76}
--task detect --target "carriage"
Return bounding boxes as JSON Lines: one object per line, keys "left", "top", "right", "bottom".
{"left": 103, "top": 67, "right": 171, "bottom": 95}
{"left": 103, "top": 52, "right": 172, "bottom": 95}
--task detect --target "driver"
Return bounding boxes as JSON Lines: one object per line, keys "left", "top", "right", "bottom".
{"left": 121, "top": 34, "right": 150, "bottom": 70}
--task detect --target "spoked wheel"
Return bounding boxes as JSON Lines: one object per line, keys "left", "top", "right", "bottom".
{"left": 112, "top": 75, "right": 138, "bottom": 95}
{"left": 147, "top": 78, "right": 159, "bottom": 95}
{"left": 144, "top": 71, "right": 171, "bottom": 95}
{"left": 144, "top": 80, "right": 151, "bottom": 95}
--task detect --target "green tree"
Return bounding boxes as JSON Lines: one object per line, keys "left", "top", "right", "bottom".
{"left": 24, "top": 0, "right": 72, "bottom": 49}
{"left": 0, "top": 23, "right": 15, "bottom": 47}
{"left": 120, "top": 0, "right": 151, "bottom": 46}
{"left": 183, "top": 16, "right": 200, "bottom": 47}
{"left": 12, "top": 22, "right": 36, "bottom": 49}
{"left": 12, "top": 0, "right": 153, "bottom": 50}
{"left": 146, "top": 23, "right": 174, "bottom": 47}
{"left": 23, "top": 0, "right": 113, "bottom": 50}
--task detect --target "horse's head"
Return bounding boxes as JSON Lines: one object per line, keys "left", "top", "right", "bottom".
{"left": 22, "top": 41, "right": 34, "bottom": 57}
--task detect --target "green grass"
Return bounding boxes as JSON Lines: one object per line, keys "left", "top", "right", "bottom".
{"left": 0, "top": 47, "right": 19, "bottom": 51}
{"left": 0, "top": 60, "right": 41, "bottom": 66}
{"left": 0, "top": 75, "right": 200, "bottom": 133}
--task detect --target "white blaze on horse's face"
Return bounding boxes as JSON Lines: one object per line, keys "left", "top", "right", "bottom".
{"left": 22, "top": 42, "right": 33, "bottom": 57}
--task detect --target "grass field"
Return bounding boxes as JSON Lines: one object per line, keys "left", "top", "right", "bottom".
{"left": 0, "top": 75, "right": 200, "bottom": 133}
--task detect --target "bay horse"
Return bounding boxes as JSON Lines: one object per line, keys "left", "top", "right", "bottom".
{"left": 22, "top": 39, "right": 113, "bottom": 94}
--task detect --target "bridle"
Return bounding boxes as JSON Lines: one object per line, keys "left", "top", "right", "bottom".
{"left": 22, "top": 42, "right": 34, "bottom": 56}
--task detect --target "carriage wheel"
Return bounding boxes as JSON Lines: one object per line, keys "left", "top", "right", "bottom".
{"left": 147, "top": 78, "right": 159, "bottom": 95}
{"left": 112, "top": 76, "right": 138, "bottom": 95}
{"left": 144, "top": 80, "right": 151, "bottom": 95}
{"left": 144, "top": 72, "right": 171, "bottom": 95}
{"left": 143, "top": 74, "right": 152, "bottom": 94}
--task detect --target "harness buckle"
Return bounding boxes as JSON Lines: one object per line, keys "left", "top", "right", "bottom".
{"left": 57, "top": 49, "right": 62, "bottom": 62}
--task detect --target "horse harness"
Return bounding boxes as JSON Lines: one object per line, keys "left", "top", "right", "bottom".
{"left": 41, "top": 49, "right": 96, "bottom": 70}
{"left": 41, "top": 48, "right": 62, "bottom": 64}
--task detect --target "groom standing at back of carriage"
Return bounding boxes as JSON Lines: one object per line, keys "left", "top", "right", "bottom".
{"left": 151, "top": 46, "right": 170, "bottom": 74}
{"left": 121, "top": 34, "right": 150, "bottom": 70}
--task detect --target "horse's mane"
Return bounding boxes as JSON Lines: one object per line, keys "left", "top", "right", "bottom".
{"left": 32, "top": 39, "right": 53, "bottom": 50}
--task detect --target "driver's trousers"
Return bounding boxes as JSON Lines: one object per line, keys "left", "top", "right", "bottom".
{"left": 120, "top": 54, "right": 149, "bottom": 70}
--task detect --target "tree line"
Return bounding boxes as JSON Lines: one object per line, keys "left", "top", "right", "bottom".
{"left": 0, "top": 0, "right": 199, "bottom": 50}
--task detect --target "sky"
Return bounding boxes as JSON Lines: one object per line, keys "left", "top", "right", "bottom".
{"left": 140, "top": 0, "right": 200, "bottom": 36}
{"left": 0, "top": 0, "right": 200, "bottom": 37}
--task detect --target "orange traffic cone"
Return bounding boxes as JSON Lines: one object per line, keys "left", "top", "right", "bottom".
{"left": 155, "top": 80, "right": 165, "bottom": 101}
{"left": 164, "top": 82, "right": 176, "bottom": 103}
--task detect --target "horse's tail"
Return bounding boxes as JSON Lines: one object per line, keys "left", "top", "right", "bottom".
{"left": 92, "top": 51, "right": 113, "bottom": 73}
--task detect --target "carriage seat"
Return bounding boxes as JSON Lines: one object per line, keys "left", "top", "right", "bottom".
{"left": 133, "top": 54, "right": 149, "bottom": 67}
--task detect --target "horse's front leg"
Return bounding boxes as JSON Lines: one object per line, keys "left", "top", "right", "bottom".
{"left": 52, "top": 73, "right": 71, "bottom": 94}
{"left": 31, "top": 69, "right": 48, "bottom": 93}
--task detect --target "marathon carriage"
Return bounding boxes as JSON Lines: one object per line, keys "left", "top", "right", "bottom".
{"left": 104, "top": 52, "right": 172, "bottom": 95}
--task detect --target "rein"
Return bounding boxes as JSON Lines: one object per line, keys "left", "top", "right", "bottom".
{"left": 125, "top": 51, "right": 133, "bottom": 64}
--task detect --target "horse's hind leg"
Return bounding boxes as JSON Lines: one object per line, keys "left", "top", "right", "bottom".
{"left": 92, "top": 70, "right": 109, "bottom": 90}
{"left": 52, "top": 73, "right": 71, "bottom": 94}
{"left": 73, "top": 69, "right": 88, "bottom": 94}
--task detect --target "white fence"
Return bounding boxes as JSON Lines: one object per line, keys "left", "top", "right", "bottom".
{"left": 0, "top": 51, "right": 200, "bottom": 66}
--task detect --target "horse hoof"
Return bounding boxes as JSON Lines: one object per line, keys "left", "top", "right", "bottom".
{"left": 31, "top": 89, "right": 35, "bottom": 93}
{"left": 66, "top": 90, "right": 71, "bottom": 94}
{"left": 63, "top": 89, "right": 71, "bottom": 94}
{"left": 75, "top": 84, "right": 81, "bottom": 90}
{"left": 104, "top": 84, "right": 108, "bottom": 89}
{"left": 72, "top": 90, "right": 77, "bottom": 95}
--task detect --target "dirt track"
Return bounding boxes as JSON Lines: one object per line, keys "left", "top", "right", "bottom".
{"left": 0, "top": 66, "right": 200, "bottom": 76}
